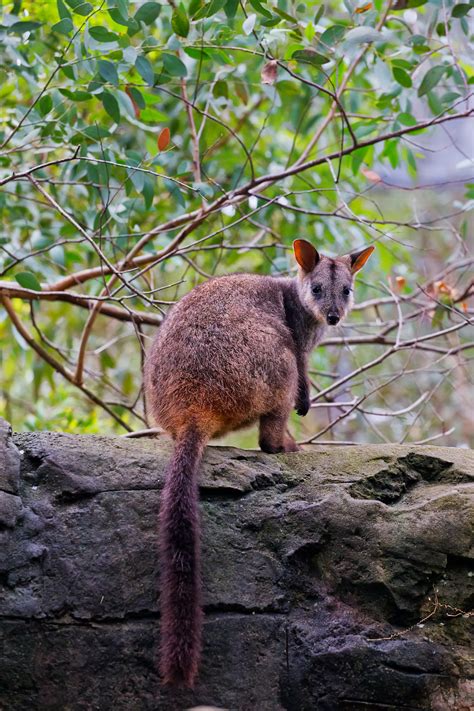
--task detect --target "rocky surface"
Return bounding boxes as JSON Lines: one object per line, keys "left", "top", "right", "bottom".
{"left": 0, "top": 417, "right": 473, "bottom": 710}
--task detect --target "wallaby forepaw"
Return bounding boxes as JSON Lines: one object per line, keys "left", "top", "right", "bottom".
{"left": 295, "top": 397, "right": 310, "bottom": 417}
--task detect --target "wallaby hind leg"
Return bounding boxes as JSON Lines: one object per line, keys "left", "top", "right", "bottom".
{"left": 259, "top": 410, "right": 301, "bottom": 453}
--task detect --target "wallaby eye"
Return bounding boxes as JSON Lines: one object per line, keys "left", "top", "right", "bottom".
{"left": 312, "top": 284, "right": 322, "bottom": 297}
{"left": 342, "top": 286, "right": 351, "bottom": 297}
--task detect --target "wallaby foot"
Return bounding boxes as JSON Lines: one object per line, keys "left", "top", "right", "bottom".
{"left": 259, "top": 412, "right": 300, "bottom": 453}
{"left": 283, "top": 434, "right": 301, "bottom": 452}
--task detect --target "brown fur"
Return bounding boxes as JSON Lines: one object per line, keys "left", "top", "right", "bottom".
{"left": 144, "top": 240, "right": 374, "bottom": 686}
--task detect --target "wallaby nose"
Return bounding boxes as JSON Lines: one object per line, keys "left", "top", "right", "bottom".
{"left": 327, "top": 312, "right": 340, "bottom": 325}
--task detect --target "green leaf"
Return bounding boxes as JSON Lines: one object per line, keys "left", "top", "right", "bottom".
{"left": 193, "top": 181, "right": 215, "bottom": 199}
{"left": 392, "top": 67, "right": 412, "bottom": 88}
{"left": 82, "top": 125, "right": 111, "bottom": 140}
{"left": 172, "top": 4, "right": 190, "bottom": 37}
{"left": 397, "top": 112, "right": 417, "bottom": 126}
{"left": 409, "top": 34, "right": 427, "bottom": 46}
{"left": 391, "top": 58, "right": 413, "bottom": 70}
{"left": 100, "top": 351, "right": 116, "bottom": 370}
{"left": 383, "top": 139, "right": 399, "bottom": 169}
{"left": 213, "top": 80, "right": 228, "bottom": 98}
{"left": 162, "top": 53, "right": 187, "bottom": 77}
{"left": 319, "top": 24, "right": 346, "bottom": 47}
{"left": 404, "top": 146, "right": 417, "bottom": 176}
{"left": 184, "top": 47, "right": 211, "bottom": 60}
{"left": 102, "top": 92, "right": 121, "bottom": 123}
{"left": 8, "top": 21, "right": 42, "bottom": 34}
{"left": 412, "top": 44, "right": 431, "bottom": 55}
{"left": 440, "top": 90, "right": 461, "bottom": 105}
{"left": 207, "top": 47, "right": 233, "bottom": 64}
{"left": 353, "top": 121, "right": 379, "bottom": 139}
{"left": 273, "top": 6, "right": 297, "bottom": 22}
{"left": 114, "top": 0, "right": 129, "bottom": 19}
{"left": 64, "top": 0, "right": 93, "bottom": 15}
{"left": 225, "top": 0, "right": 239, "bottom": 18}
{"left": 126, "top": 18, "right": 140, "bottom": 36}
{"left": 134, "top": 2, "right": 161, "bottom": 24}
{"left": 142, "top": 175, "right": 154, "bottom": 209}
{"left": 57, "top": 0, "right": 72, "bottom": 20}
{"left": 127, "top": 86, "right": 146, "bottom": 109}
{"left": 89, "top": 26, "right": 120, "bottom": 42}
{"left": 189, "top": 0, "right": 203, "bottom": 14}
{"left": 135, "top": 56, "right": 155, "bottom": 86}
{"left": 193, "top": 0, "right": 227, "bottom": 19}
{"left": 314, "top": 4, "right": 325, "bottom": 22}
{"left": 60, "top": 65, "right": 76, "bottom": 80}
{"left": 98, "top": 60, "right": 119, "bottom": 86}
{"left": 292, "top": 49, "right": 330, "bottom": 66}
{"left": 52, "top": 18, "right": 74, "bottom": 34}
{"left": 15, "top": 272, "right": 42, "bottom": 291}
{"left": 452, "top": 3, "right": 472, "bottom": 18}
{"left": 140, "top": 107, "right": 168, "bottom": 122}
{"left": 38, "top": 95, "right": 53, "bottom": 116}
{"left": 431, "top": 305, "right": 445, "bottom": 329}
{"left": 108, "top": 7, "right": 130, "bottom": 26}
{"left": 351, "top": 145, "right": 370, "bottom": 175}
{"left": 392, "top": 0, "right": 427, "bottom": 8}
{"left": 59, "top": 88, "right": 92, "bottom": 101}
{"left": 248, "top": 0, "right": 273, "bottom": 18}
{"left": 427, "top": 89, "right": 444, "bottom": 115}
{"left": 418, "top": 65, "right": 445, "bottom": 97}
{"left": 344, "top": 27, "right": 382, "bottom": 45}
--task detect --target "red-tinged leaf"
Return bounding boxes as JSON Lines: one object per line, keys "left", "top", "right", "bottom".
{"left": 261, "top": 60, "right": 277, "bottom": 85}
{"left": 355, "top": 2, "right": 373, "bottom": 12}
{"left": 361, "top": 166, "right": 382, "bottom": 183}
{"left": 158, "top": 127, "right": 171, "bottom": 151}
{"left": 125, "top": 86, "right": 140, "bottom": 118}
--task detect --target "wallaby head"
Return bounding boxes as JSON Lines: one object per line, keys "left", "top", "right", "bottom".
{"left": 293, "top": 239, "right": 374, "bottom": 326}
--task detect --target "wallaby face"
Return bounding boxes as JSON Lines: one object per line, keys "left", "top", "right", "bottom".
{"left": 294, "top": 239, "right": 374, "bottom": 326}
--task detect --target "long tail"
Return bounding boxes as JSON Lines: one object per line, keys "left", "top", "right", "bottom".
{"left": 158, "top": 425, "right": 207, "bottom": 687}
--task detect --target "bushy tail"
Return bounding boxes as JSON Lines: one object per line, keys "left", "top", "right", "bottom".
{"left": 158, "top": 426, "right": 207, "bottom": 687}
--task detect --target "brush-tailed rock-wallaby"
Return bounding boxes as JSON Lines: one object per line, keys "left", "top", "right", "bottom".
{"left": 144, "top": 239, "right": 374, "bottom": 687}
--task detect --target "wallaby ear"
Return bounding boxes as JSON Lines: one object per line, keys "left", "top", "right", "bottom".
{"left": 293, "top": 239, "right": 320, "bottom": 273}
{"left": 349, "top": 245, "right": 375, "bottom": 274}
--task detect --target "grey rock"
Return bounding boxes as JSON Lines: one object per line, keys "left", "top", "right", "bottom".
{"left": 0, "top": 417, "right": 21, "bottom": 494}
{"left": 0, "top": 426, "right": 473, "bottom": 711}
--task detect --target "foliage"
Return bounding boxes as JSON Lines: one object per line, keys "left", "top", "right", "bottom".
{"left": 0, "top": 0, "right": 472, "bottom": 445}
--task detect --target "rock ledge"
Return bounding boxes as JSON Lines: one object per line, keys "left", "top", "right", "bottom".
{"left": 0, "top": 420, "right": 473, "bottom": 710}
